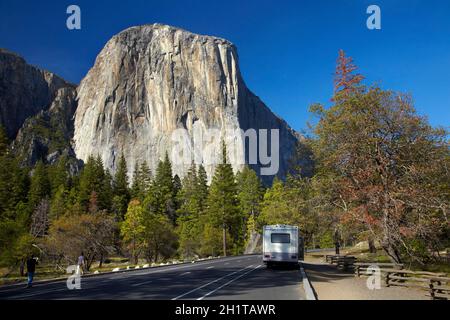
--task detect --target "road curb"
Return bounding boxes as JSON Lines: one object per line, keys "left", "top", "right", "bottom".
{"left": 300, "top": 263, "right": 317, "bottom": 300}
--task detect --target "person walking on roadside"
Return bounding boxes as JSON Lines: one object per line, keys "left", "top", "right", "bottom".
{"left": 26, "top": 255, "right": 38, "bottom": 288}
{"left": 77, "top": 252, "right": 85, "bottom": 275}
{"left": 334, "top": 229, "right": 341, "bottom": 255}
{"left": 335, "top": 241, "right": 341, "bottom": 255}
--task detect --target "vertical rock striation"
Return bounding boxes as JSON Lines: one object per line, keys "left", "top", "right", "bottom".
{"left": 73, "top": 24, "right": 300, "bottom": 182}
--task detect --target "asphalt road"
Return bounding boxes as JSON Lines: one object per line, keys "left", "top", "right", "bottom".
{"left": 0, "top": 255, "right": 305, "bottom": 300}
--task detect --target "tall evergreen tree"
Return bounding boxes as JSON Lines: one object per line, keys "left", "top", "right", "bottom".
{"left": 48, "top": 155, "right": 69, "bottom": 196}
{"left": 0, "top": 155, "right": 29, "bottom": 219}
{"left": 197, "top": 164, "right": 209, "bottom": 211}
{"left": 176, "top": 162, "right": 201, "bottom": 257}
{"left": 77, "top": 155, "right": 110, "bottom": 212}
{"left": 0, "top": 126, "right": 9, "bottom": 156}
{"left": 101, "top": 169, "right": 113, "bottom": 211}
{"left": 50, "top": 185, "right": 68, "bottom": 220}
{"left": 236, "top": 166, "right": 263, "bottom": 243}
{"left": 28, "top": 161, "right": 51, "bottom": 211}
{"left": 173, "top": 174, "right": 182, "bottom": 198}
{"left": 145, "top": 152, "right": 177, "bottom": 224}
{"left": 131, "top": 162, "right": 141, "bottom": 200}
{"left": 206, "top": 141, "right": 239, "bottom": 256}
{"left": 112, "top": 153, "right": 130, "bottom": 218}
{"left": 178, "top": 162, "right": 199, "bottom": 214}
{"left": 131, "top": 161, "right": 152, "bottom": 201}
{"left": 140, "top": 161, "right": 152, "bottom": 194}
{"left": 333, "top": 49, "right": 364, "bottom": 98}
{"left": 113, "top": 153, "right": 130, "bottom": 199}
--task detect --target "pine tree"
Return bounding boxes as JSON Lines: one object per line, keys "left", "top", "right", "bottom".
{"left": 206, "top": 141, "right": 239, "bottom": 256}
{"left": 176, "top": 162, "right": 201, "bottom": 257}
{"left": 131, "top": 162, "right": 141, "bottom": 200}
{"left": 113, "top": 153, "right": 130, "bottom": 200}
{"left": 0, "top": 154, "right": 29, "bottom": 219}
{"left": 135, "top": 161, "right": 152, "bottom": 200}
{"left": 178, "top": 162, "right": 199, "bottom": 215}
{"left": 100, "top": 169, "right": 113, "bottom": 211}
{"left": 258, "top": 177, "right": 290, "bottom": 226}
{"left": 0, "top": 126, "right": 9, "bottom": 156}
{"left": 333, "top": 49, "right": 364, "bottom": 99}
{"left": 28, "top": 161, "right": 50, "bottom": 211}
{"left": 131, "top": 161, "right": 153, "bottom": 201}
{"left": 145, "top": 152, "right": 177, "bottom": 224}
{"left": 50, "top": 185, "right": 67, "bottom": 220}
{"left": 197, "top": 164, "right": 209, "bottom": 211}
{"left": 112, "top": 153, "right": 129, "bottom": 218}
{"left": 173, "top": 174, "right": 182, "bottom": 198}
{"left": 48, "top": 155, "right": 69, "bottom": 196}
{"left": 236, "top": 166, "right": 263, "bottom": 243}
{"left": 139, "top": 161, "right": 152, "bottom": 196}
{"left": 77, "top": 155, "right": 110, "bottom": 211}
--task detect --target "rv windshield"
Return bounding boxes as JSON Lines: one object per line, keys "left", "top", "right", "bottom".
{"left": 271, "top": 233, "right": 290, "bottom": 243}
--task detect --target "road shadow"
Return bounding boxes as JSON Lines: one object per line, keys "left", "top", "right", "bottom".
{"left": 266, "top": 264, "right": 300, "bottom": 271}
{"left": 301, "top": 262, "right": 355, "bottom": 284}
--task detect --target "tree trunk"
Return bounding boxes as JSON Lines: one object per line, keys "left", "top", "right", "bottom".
{"left": 382, "top": 243, "right": 402, "bottom": 264}
{"left": 368, "top": 237, "right": 377, "bottom": 254}
{"left": 222, "top": 225, "right": 227, "bottom": 257}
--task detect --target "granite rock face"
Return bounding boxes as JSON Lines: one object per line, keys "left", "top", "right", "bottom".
{"left": 73, "top": 24, "right": 301, "bottom": 183}
{"left": 12, "top": 86, "right": 83, "bottom": 173}
{"left": 0, "top": 48, "right": 72, "bottom": 140}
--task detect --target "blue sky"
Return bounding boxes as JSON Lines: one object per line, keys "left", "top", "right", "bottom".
{"left": 0, "top": 0, "right": 449, "bottom": 132}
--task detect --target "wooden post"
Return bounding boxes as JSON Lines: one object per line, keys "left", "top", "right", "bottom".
{"left": 385, "top": 272, "right": 390, "bottom": 287}
{"left": 222, "top": 224, "right": 227, "bottom": 257}
{"left": 429, "top": 280, "right": 435, "bottom": 300}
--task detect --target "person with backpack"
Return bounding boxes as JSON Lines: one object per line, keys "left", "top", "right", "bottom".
{"left": 26, "top": 255, "right": 38, "bottom": 288}
{"left": 77, "top": 252, "right": 85, "bottom": 275}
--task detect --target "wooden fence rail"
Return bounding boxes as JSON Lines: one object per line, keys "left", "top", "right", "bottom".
{"left": 354, "top": 262, "right": 404, "bottom": 277}
{"left": 355, "top": 265, "right": 449, "bottom": 300}
{"left": 328, "top": 256, "right": 449, "bottom": 300}
{"left": 325, "top": 255, "right": 357, "bottom": 271}
{"left": 385, "top": 270, "right": 450, "bottom": 300}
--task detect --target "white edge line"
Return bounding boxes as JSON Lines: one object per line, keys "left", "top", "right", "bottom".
{"left": 172, "top": 264, "right": 255, "bottom": 300}
{"left": 300, "top": 264, "right": 317, "bottom": 300}
{"left": 131, "top": 280, "right": 153, "bottom": 287}
{"left": 197, "top": 265, "right": 262, "bottom": 300}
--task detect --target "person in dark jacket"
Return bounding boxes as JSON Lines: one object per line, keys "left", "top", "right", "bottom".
{"left": 26, "top": 255, "right": 38, "bottom": 288}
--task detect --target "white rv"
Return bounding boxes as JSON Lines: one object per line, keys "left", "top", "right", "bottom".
{"left": 262, "top": 225, "right": 304, "bottom": 267}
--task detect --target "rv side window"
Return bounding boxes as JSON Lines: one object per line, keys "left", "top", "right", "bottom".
{"left": 271, "top": 233, "right": 290, "bottom": 243}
